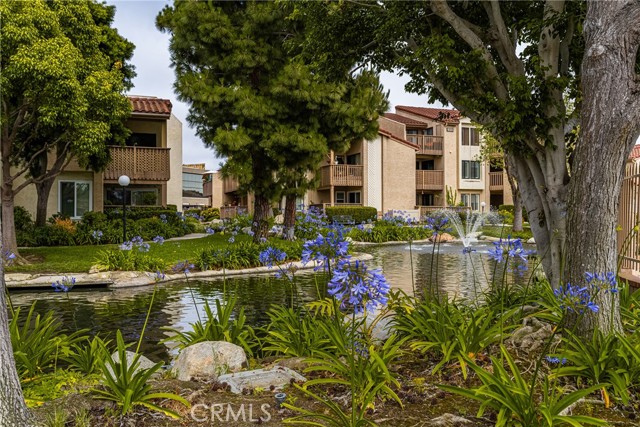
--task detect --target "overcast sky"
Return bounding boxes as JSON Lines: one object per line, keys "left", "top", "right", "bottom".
{"left": 108, "top": 1, "right": 440, "bottom": 171}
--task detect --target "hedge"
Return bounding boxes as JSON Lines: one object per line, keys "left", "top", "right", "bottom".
{"left": 325, "top": 206, "right": 378, "bottom": 224}
{"left": 498, "top": 204, "right": 528, "bottom": 222}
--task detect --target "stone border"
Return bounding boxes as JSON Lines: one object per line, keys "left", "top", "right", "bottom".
{"left": 6, "top": 253, "right": 374, "bottom": 290}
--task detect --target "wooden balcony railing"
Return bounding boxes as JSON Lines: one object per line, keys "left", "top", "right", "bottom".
{"left": 320, "top": 165, "right": 363, "bottom": 188}
{"left": 416, "top": 170, "right": 444, "bottom": 190}
{"left": 105, "top": 146, "right": 170, "bottom": 181}
{"left": 489, "top": 171, "right": 504, "bottom": 191}
{"left": 223, "top": 176, "right": 240, "bottom": 194}
{"left": 407, "top": 135, "right": 444, "bottom": 155}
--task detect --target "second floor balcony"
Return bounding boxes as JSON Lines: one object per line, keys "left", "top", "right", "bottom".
{"left": 489, "top": 171, "right": 504, "bottom": 191}
{"left": 407, "top": 135, "right": 444, "bottom": 155}
{"left": 416, "top": 170, "right": 444, "bottom": 190}
{"left": 320, "top": 164, "right": 363, "bottom": 188}
{"left": 223, "top": 176, "right": 240, "bottom": 194}
{"left": 105, "top": 146, "right": 170, "bottom": 181}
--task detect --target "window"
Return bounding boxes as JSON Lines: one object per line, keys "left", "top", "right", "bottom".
{"left": 461, "top": 160, "right": 481, "bottom": 179}
{"left": 335, "top": 155, "right": 345, "bottom": 164}
{"left": 126, "top": 133, "right": 157, "bottom": 147}
{"left": 416, "top": 160, "right": 435, "bottom": 170}
{"left": 461, "top": 193, "right": 480, "bottom": 211}
{"left": 462, "top": 127, "right": 480, "bottom": 146}
{"left": 348, "top": 191, "right": 361, "bottom": 204}
{"left": 183, "top": 172, "right": 204, "bottom": 197}
{"left": 417, "top": 193, "right": 435, "bottom": 206}
{"left": 346, "top": 153, "right": 361, "bottom": 165}
{"left": 335, "top": 191, "right": 345, "bottom": 204}
{"left": 59, "top": 181, "right": 92, "bottom": 218}
{"left": 104, "top": 185, "right": 160, "bottom": 206}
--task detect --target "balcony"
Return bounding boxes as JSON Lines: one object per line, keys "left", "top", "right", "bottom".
{"left": 320, "top": 165, "right": 363, "bottom": 188}
{"left": 407, "top": 135, "right": 444, "bottom": 156}
{"left": 489, "top": 172, "right": 504, "bottom": 191}
{"left": 223, "top": 176, "right": 240, "bottom": 194}
{"left": 220, "top": 205, "right": 248, "bottom": 219}
{"left": 105, "top": 146, "right": 170, "bottom": 181}
{"left": 416, "top": 170, "right": 444, "bottom": 190}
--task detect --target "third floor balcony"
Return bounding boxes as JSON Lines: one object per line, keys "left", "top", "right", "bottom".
{"left": 489, "top": 171, "right": 504, "bottom": 191}
{"left": 407, "top": 135, "right": 444, "bottom": 155}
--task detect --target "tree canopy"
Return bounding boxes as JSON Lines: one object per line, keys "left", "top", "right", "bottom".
{"left": 157, "top": 0, "right": 388, "bottom": 240}
{"left": 1, "top": 0, "right": 135, "bottom": 252}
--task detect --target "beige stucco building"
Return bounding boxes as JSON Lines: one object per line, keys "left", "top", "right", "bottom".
{"left": 13, "top": 96, "right": 183, "bottom": 219}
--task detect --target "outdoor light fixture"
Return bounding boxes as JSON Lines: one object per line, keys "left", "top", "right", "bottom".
{"left": 274, "top": 392, "right": 287, "bottom": 409}
{"left": 118, "top": 175, "right": 130, "bottom": 242}
{"left": 481, "top": 201, "right": 486, "bottom": 213}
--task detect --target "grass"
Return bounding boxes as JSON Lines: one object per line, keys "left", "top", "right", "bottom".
{"left": 481, "top": 224, "right": 533, "bottom": 241}
{"left": 9, "top": 233, "right": 254, "bottom": 274}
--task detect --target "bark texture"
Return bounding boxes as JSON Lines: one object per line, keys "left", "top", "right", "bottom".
{"left": 504, "top": 156, "right": 523, "bottom": 232}
{"left": 283, "top": 194, "right": 297, "bottom": 241}
{"left": 251, "top": 193, "right": 272, "bottom": 243}
{"left": 0, "top": 217, "right": 33, "bottom": 426}
{"left": 565, "top": 0, "right": 640, "bottom": 334}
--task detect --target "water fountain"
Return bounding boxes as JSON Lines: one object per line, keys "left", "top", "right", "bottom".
{"left": 434, "top": 208, "right": 500, "bottom": 247}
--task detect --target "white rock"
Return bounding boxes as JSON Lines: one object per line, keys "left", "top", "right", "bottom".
{"left": 527, "top": 237, "right": 536, "bottom": 244}
{"left": 274, "top": 214, "right": 284, "bottom": 225}
{"left": 172, "top": 341, "right": 247, "bottom": 382}
{"left": 429, "top": 413, "right": 473, "bottom": 426}
{"left": 218, "top": 367, "right": 306, "bottom": 394}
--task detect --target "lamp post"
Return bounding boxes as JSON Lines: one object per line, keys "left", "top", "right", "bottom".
{"left": 118, "top": 175, "right": 130, "bottom": 242}
{"left": 481, "top": 201, "right": 486, "bottom": 213}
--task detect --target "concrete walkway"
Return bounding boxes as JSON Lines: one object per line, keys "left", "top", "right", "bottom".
{"left": 165, "top": 233, "right": 209, "bottom": 241}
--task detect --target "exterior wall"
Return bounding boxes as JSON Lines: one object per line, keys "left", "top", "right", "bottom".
{"left": 442, "top": 122, "right": 459, "bottom": 204}
{"left": 381, "top": 135, "right": 416, "bottom": 212}
{"left": 166, "top": 114, "right": 183, "bottom": 210}
{"left": 378, "top": 117, "right": 406, "bottom": 140}
{"left": 125, "top": 118, "right": 166, "bottom": 147}
{"left": 209, "top": 172, "right": 227, "bottom": 208}
{"left": 367, "top": 136, "right": 383, "bottom": 211}
{"left": 183, "top": 196, "right": 210, "bottom": 207}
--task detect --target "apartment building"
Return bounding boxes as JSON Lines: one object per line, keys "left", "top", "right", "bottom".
{"left": 182, "top": 163, "right": 212, "bottom": 209}
{"left": 303, "top": 106, "right": 512, "bottom": 215}
{"left": 14, "top": 96, "right": 183, "bottom": 218}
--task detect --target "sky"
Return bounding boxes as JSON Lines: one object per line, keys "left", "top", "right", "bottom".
{"left": 107, "top": 1, "right": 437, "bottom": 171}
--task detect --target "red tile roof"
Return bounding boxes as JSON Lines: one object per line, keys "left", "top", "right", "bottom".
{"left": 129, "top": 96, "right": 172, "bottom": 116}
{"left": 630, "top": 145, "right": 640, "bottom": 159}
{"left": 383, "top": 113, "right": 428, "bottom": 126}
{"left": 395, "top": 106, "right": 460, "bottom": 124}
{"left": 379, "top": 129, "right": 419, "bottom": 150}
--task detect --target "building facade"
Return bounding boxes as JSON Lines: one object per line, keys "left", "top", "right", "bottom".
{"left": 14, "top": 96, "right": 183, "bottom": 218}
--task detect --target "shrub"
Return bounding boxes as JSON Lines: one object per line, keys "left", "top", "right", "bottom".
{"left": 348, "top": 224, "right": 431, "bottom": 243}
{"left": 325, "top": 206, "right": 377, "bottom": 224}
{"left": 195, "top": 239, "right": 303, "bottom": 271}
{"left": 201, "top": 207, "right": 220, "bottom": 221}
{"left": 94, "top": 248, "right": 166, "bottom": 272}
{"left": 498, "top": 209, "right": 514, "bottom": 224}
{"left": 104, "top": 206, "right": 179, "bottom": 223}
{"left": 15, "top": 206, "right": 36, "bottom": 246}
{"left": 498, "top": 204, "right": 528, "bottom": 222}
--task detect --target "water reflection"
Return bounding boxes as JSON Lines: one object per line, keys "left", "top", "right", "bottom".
{"left": 10, "top": 242, "right": 533, "bottom": 361}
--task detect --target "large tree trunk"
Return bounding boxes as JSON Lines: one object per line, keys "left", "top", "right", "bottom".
{"left": 504, "top": 155, "right": 523, "bottom": 232}
{"left": 282, "top": 193, "right": 296, "bottom": 241}
{"left": 1, "top": 184, "right": 19, "bottom": 258}
{"left": 0, "top": 218, "right": 33, "bottom": 426}
{"left": 251, "top": 192, "right": 272, "bottom": 243}
{"left": 34, "top": 177, "right": 55, "bottom": 227}
{"left": 565, "top": 0, "right": 640, "bottom": 335}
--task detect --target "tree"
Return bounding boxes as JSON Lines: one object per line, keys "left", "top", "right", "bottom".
{"left": 294, "top": 0, "right": 640, "bottom": 334}
{"left": 157, "top": 1, "right": 387, "bottom": 242}
{"left": 477, "top": 128, "right": 523, "bottom": 232}
{"left": 1, "top": 0, "right": 134, "bottom": 252}
{"left": 0, "top": 217, "right": 33, "bottom": 426}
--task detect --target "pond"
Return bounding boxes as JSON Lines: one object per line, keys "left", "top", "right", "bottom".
{"left": 9, "top": 241, "right": 534, "bottom": 361}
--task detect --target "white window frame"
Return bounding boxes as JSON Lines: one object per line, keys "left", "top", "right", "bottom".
{"left": 461, "top": 160, "right": 481, "bottom": 180}
{"left": 347, "top": 191, "right": 361, "bottom": 204}
{"left": 58, "top": 180, "right": 93, "bottom": 219}
{"left": 335, "top": 191, "right": 346, "bottom": 204}
{"left": 461, "top": 193, "right": 480, "bottom": 211}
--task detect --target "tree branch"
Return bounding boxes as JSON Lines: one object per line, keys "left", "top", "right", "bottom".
{"left": 482, "top": 0, "right": 525, "bottom": 76}
{"left": 429, "top": 0, "right": 510, "bottom": 102}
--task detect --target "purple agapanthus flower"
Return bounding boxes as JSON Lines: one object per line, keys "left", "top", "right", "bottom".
{"left": 92, "top": 230, "right": 103, "bottom": 241}
{"left": 488, "top": 236, "right": 531, "bottom": 276}
{"left": 425, "top": 216, "right": 450, "bottom": 235}
{"left": 554, "top": 283, "right": 599, "bottom": 314}
{"left": 205, "top": 227, "right": 215, "bottom": 235}
{"left": 131, "top": 236, "right": 144, "bottom": 246}
{"left": 119, "top": 241, "right": 133, "bottom": 251}
{"left": 301, "top": 229, "right": 349, "bottom": 271}
{"left": 545, "top": 356, "right": 567, "bottom": 365}
{"left": 259, "top": 247, "right": 287, "bottom": 268}
{"left": 328, "top": 258, "right": 390, "bottom": 314}
{"left": 585, "top": 271, "right": 618, "bottom": 294}
{"left": 52, "top": 276, "right": 76, "bottom": 293}
{"left": 153, "top": 271, "right": 166, "bottom": 282}
{"left": 138, "top": 242, "right": 150, "bottom": 252}
{"left": 153, "top": 235, "right": 165, "bottom": 245}
{"left": 172, "top": 260, "right": 194, "bottom": 274}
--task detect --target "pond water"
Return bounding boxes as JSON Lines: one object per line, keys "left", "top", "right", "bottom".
{"left": 9, "top": 241, "right": 533, "bottom": 361}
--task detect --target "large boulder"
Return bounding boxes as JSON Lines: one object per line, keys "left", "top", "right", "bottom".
{"left": 218, "top": 367, "right": 306, "bottom": 394}
{"left": 106, "top": 351, "right": 158, "bottom": 378}
{"left": 429, "top": 232, "right": 455, "bottom": 243}
{"left": 172, "top": 341, "right": 247, "bottom": 382}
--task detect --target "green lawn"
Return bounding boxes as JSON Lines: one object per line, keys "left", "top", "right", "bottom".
{"left": 9, "top": 233, "right": 254, "bottom": 274}
{"left": 481, "top": 225, "right": 533, "bottom": 241}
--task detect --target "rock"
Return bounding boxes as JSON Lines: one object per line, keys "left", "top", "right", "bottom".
{"left": 217, "top": 367, "right": 306, "bottom": 394}
{"left": 507, "top": 317, "right": 559, "bottom": 353}
{"left": 106, "top": 351, "right": 158, "bottom": 378}
{"left": 274, "top": 214, "right": 284, "bottom": 225}
{"left": 172, "top": 341, "right": 247, "bottom": 381}
{"left": 430, "top": 232, "right": 455, "bottom": 243}
{"left": 88, "top": 264, "right": 102, "bottom": 274}
{"left": 428, "top": 413, "right": 473, "bottom": 426}
{"left": 527, "top": 237, "right": 536, "bottom": 244}
{"left": 241, "top": 226, "right": 252, "bottom": 235}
